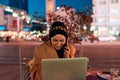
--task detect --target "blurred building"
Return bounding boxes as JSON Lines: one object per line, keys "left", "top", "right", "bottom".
{"left": 0, "top": 0, "right": 28, "bottom": 13}
{"left": 0, "top": 0, "right": 28, "bottom": 31}
{"left": 45, "top": 0, "right": 55, "bottom": 33}
{"left": 46, "top": 0, "right": 55, "bottom": 22}
{"left": 5, "top": 15, "right": 23, "bottom": 31}
{"left": 0, "top": 5, "right": 27, "bottom": 31}
{"left": 0, "top": 8, "right": 4, "bottom": 25}
{"left": 0, "top": 0, "right": 9, "bottom": 6}
{"left": 92, "top": 0, "right": 120, "bottom": 36}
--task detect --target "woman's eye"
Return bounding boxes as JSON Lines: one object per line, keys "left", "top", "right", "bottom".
{"left": 53, "top": 39, "right": 58, "bottom": 42}
{"left": 60, "top": 40, "right": 64, "bottom": 42}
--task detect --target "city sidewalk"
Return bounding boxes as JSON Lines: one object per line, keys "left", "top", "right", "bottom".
{"left": 75, "top": 41, "right": 120, "bottom": 45}
{"left": 0, "top": 40, "right": 120, "bottom": 45}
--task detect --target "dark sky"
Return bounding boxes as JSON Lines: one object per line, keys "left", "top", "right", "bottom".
{"left": 29, "top": 0, "right": 92, "bottom": 17}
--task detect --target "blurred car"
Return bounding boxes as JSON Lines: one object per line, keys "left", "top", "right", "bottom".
{"left": 25, "top": 35, "right": 36, "bottom": 41}
{"left": 98, "top": 36, "right": 117, "bottom": 41}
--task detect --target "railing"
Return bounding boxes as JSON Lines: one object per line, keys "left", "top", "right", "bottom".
{"left": 0, "top": 44, "right": 37, "bottom": 80}
{"left": 74, "top": 43, "right": 120, "bottom": 71}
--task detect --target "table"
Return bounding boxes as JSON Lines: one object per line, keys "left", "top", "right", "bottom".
{"left": 86, "top": 70, "right": 103, "bottom": 80}
{"left": 87, "top": 75, "right": 101, "bottom": 80}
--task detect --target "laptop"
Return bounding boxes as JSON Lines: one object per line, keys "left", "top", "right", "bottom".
{"left": 41, "top": 57, "right": 88, "bottom": 80}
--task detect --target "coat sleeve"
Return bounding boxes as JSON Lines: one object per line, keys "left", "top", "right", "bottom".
{"left": 69, "top": 44, "right": 76, "bottom": 58}
{"left": 29, "top": 46, "right": 42, "bottom": 80}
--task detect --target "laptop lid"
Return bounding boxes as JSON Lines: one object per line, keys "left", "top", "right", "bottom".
{"left": 41, "top": 57, "right": 88, "bottom": 80}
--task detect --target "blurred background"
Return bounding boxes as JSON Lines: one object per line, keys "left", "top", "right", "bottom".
{"left": 0, "top": 0, "right": 119, "bottom": 42}
{"left": 0, "top": 0, "right": 120, "bottom": 80}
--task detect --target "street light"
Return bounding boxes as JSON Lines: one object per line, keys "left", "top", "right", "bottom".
{"left": 83, "top": 24, "right": 87, "bottom": 30}
{"left": 5, "top": 7, "right": 13, "bottom": 13}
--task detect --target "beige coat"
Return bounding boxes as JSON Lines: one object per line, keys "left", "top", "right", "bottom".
{"left": 29, "top": 41, "right": 76, "bottom": 80}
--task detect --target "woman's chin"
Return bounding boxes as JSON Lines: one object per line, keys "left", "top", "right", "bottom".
{"left": 55, "top": 47, "right": 61, "bottom": 50}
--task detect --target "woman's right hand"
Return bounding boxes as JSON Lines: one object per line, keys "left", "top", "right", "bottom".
{"left": 64, "top": 45, "right": 70, "bottom": 58}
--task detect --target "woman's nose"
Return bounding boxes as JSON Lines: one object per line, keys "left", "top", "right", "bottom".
{"left": 56, "top": 42, "right": 62, "bottom": 46}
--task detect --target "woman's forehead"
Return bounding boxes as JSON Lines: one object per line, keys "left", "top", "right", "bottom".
{"left": 51, "top": 34, "right": 66, "bottom": 39}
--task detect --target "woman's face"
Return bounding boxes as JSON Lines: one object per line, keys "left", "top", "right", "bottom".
{"left": 51, "top": 34, "right": 66, "bottom": 50}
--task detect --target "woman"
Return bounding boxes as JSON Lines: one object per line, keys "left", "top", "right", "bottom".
{"left": 26, "top": 21, "right": 76, "bottom": 80}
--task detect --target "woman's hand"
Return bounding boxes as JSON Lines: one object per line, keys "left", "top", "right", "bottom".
{"left": 64, "top": 45, "right": 70, "bottom": 58}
